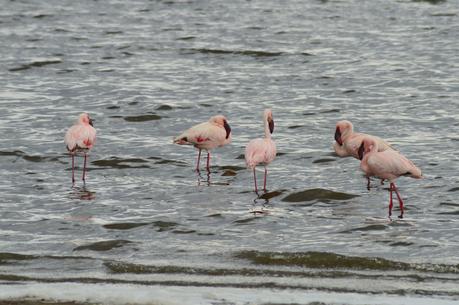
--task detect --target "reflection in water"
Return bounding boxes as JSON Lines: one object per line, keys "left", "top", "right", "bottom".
{"left": 69, "top": 185, "right": 96, "bottom": 201}
{"left": 250, "top": 194, "right": 272, "bottom": 215}
{"left": 197, "top": 169, "right": 211, "bottom": 186}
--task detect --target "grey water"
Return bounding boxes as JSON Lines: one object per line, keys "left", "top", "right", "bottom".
{"left": 1, "top": 0, "right": 459, "bottom": 304}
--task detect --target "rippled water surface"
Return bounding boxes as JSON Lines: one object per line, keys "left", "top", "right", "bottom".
{"left": 1, "top": 0, "right": 459, "bottom": 304}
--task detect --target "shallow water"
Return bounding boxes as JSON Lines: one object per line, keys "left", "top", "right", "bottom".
{"left": 1, "top": 0, "right": 459, "bottom": 304}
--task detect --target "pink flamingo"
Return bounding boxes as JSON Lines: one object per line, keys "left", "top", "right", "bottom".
{"left": 358, "top": 137, "right": 422, "bottom": 219}
{"left": 245, "top": 109, "right": 277, "bottom": 193}
{"left": 64, "top": 113, "right": 97, "bottom": 184}
{"left": 334, "top": 120, "right": 394, "bottom": 188}
{"left": 174, "top": 115, "right": 231, "bottom": 171}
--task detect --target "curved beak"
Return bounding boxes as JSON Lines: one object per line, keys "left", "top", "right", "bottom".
{"left": 358, "top": 142, "right": 365, "bottom": 160}
{"left": 334, "top": 127, "right": 342, "bottom": 145}
{"left": 268, "top": 117, "right": 274, "bottom": 134}
{"left": 89, "top": 118, "right": 94, "bottom": 127}
{"left": 224, "top": 120, "right": 231, "bottom": 139}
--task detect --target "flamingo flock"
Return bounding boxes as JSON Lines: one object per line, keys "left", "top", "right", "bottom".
{"left": 64, "top": 111, "right": 422, "bottom": 219}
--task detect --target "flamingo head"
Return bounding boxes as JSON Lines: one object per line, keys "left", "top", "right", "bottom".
{"left": 79, "top": 113, "right": 94, "bottom": 127}
{"left": 335, "top": 120, "right": 353, "bottom": 146}
{"left": 264, "top": 109, "right": 274, "bottom": 134}
{"left": 210, "top": 115, "right": 231, "bottom": 139}
{"left": 358, "top": 137, "right": 377, "bottom": 160}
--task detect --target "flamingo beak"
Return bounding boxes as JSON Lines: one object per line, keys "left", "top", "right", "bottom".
{"left": 268, "top": 117, "right": 274, "bottom": 134}
{"left": 358, "top": 142, "right": 365, "bottom": 160}
{"left": 223, "top": 120, "right": 231, "bottom": 139}
{"left": 89, "top": 118, "right": 94, "bottom": 127}
{"left": 334, "top": 127, "right": 343, "bottom": 145}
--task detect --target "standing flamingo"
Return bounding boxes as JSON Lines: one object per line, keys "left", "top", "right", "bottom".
{"left": 64, "top": 113, "right": 97, "bottom": 184}
{"left": 174, "top": 115, "right": 231, "bottom": 171}
{"left": 334, "top": 120, "right": 394, "bottom": 188}
{"left": 245, "top": 109, "right": 277, "bottom": 193}
{"left": 358, "top": 137, "right": 422, "bottom": 219}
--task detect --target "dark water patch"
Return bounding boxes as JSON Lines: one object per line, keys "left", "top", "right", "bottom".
{"left": 439, "top": 202, "right": 459, "bottom": 207}
{"left": 73, "top": 240, "right": 133, "bottom": 252}
{"left": 71, "top": 37, "right": 88, "bottom": 41}
{"left": 152, "top": 221, "right": 178, "bottom": 232}
{"left": 80, "top": 62, "right": 91, "bottom": 65}
{"left": 233, "top": 217, "right": 259, "bottom": 224}
{"left": 124, "top": 114, "right": 162, "bottom": 122}
{"left": 105, "top": 30, "right": 123, "bottom": 35}
{"left": 22, "top": 154, "right": 61, "bottom": 163}
{"left": 186, "top": 48, "right": 283, "bottom": 58}
{"left": 103, "top": 222, "right": 151, "bottom": 230}
{"left": 313, "top": 158, "right": 336, "bottom": 163}
{"left": 412, "top": 0, "right": 445, "bottom": 3}
{"left": 0, "top": 253, "right": 37, "bottom": 265}
{"left": 102, "top": 56, "right": 116, "bottom": 60}
{"left": 259, "top": 190, "right": 285, "bottom": 200}
{"left": 447, "top": 187, "right": 459, "bottom": 192}
{"left": 156, "top": 104, "right": 173, "bottom": 111}
{"left": 0, "top": 150, "right": 25, "bottom": 157}
{"left": 177, "top": 36, "right": 196, "bottom": 40}
{"left": 172, "top": 229, "right": 196, "bottom": 234}
{"left": 121, "top": 51, "right": 135, "bottom": 57}
{"left": 9, "top": 59, "right": 62, "bottom": 72}
{"left": 321, "top": 109, "right": 340, "bottom": 113}
{"left": 25, "top": 38, "right": 42, "bottom": 42}
{"left": 339, "top": 224, "right": 388, "bottom": 233}
{"left": 92, "top": 157, "right": 150, "bottom": 169}
{"left": 437, "top": 210, "right": 459, "bottom": 215}
{"left": 33, "top": 14, "right": 52, "bottom": 19}
{"left": 234, "top": 251, "right": 459, "bottom": 273}
{"left": 222, "top": 169, "right": 237, "bottom": 176}
{"left": 431, "top": 12, "right": 457, "bottom": 17}
{"left": 200, "top": 103, "right": 213, "bottom": 107}
{"left": 206, "top": 213, "right": 223, "bottom": 218}
{"left": 390, "top": 241, "right": 415, "bottom": 247}
{"left": 282, "top": 188, "right": 359, "bottom": 203}
{"left": 343, "top": 89, "right": 356, "bottom": 94}
{"left": 288, "top": 125, "right": 304, "bottom": 129}
{"left": 236, "top": 154, "right": 245, "bottom": 159}
{"left": 106, "top": 105, "right": 120, "bottom": 110}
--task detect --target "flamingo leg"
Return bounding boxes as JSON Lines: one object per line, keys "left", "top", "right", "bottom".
{"left": 196, "top": 149, "right": 201, "bottom": 171}
{"left": 367, "top": 177, "right": 371, "bottom": 190}
{"left": 392, "top": 183, "right": 405, "bottom": 219}
{"left": 388, "top": 183, "right": 394, "bottom": 218}
{"left": 381, "top": 179, "right": 385, "bottom": 185}
{"left": 263, "top": 166, "right": 267, "bottom": 192}
{"left": 253, "top": 168, "right": 258, "bottom": 194}
{"left": 206, "top": 152, "right": 210, "bottom": 171}
{"left": 71, "top": 154, "right": 75, "bottom": 184}
{"left": 82, "top": 153, "right": 87, "bottom": 182}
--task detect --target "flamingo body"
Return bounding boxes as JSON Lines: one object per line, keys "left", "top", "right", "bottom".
{"left": 64, "top": 113, "right": 96, "bottom": 183}
{"left": 245, "top": 109, "right": 276, "bottom": 193}
{"left": 174, "top": 115, "right": 231, "bottom": 170}
{"left": 359, "top": 137, "right": 422, "bottom": 218}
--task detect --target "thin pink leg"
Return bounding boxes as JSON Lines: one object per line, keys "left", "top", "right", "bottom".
{"left": 253, "top": 168, "right": 258, "bottom": 193}
{"left": 196, "top": 149, "right": 201, "bottom": 171}
{"left": 367, "top": 177, "right": 371, "bottom": 190}
{"left": 206, "top": 152, "right": 210, "bottom": 171}
{"left": 392, "top": 183, "right": 405, "bottom": 219}
{"left": 263, "top": 166, "right": 267, "bottom": 192}
{"left": 71, "top": 154, "right": 75, "bottom": 184}
{"left": 388, "top": 183, "right": 394, "bottom": 218}
{"left": 82, "top": 153, "right": 87, "bottom": 182}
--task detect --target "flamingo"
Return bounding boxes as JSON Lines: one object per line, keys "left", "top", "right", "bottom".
{"left": 358, "top": 137, "right": 422, "bottom": 219}
{"left": 174, "top": 115, "right": 231, "bottom": 171}
{"left": 334, "top": 120, "right": 394, "bottom": 188}
{"left": 64, "top": 113, "right": 96, "bottom": 184}
{"left": 245, "top": 109, "right": 277, "bottom": 193}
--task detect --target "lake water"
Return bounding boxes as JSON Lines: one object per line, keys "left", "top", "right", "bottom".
{"left": 1, "top": 0, "right": 459, "bottom": 304}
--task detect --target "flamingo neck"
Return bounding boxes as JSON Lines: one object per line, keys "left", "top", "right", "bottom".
{"left": 264, "top": 118, "right": 271, "bottom": 139}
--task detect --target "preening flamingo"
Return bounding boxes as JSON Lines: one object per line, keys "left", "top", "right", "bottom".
{"left": 334, "top": 120, "right": 394, "bottom": 188}
{"left": 245, "top": 109, "right": 277, "bottom": 193}
{"left": 174, "top": 115, "right": 231, "bottom": 171}
{"left": 64, "top": 113, "right": 96, "bottom": 184}
{"left": 358, "top": 137, "right": 422, "bottom": 219}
